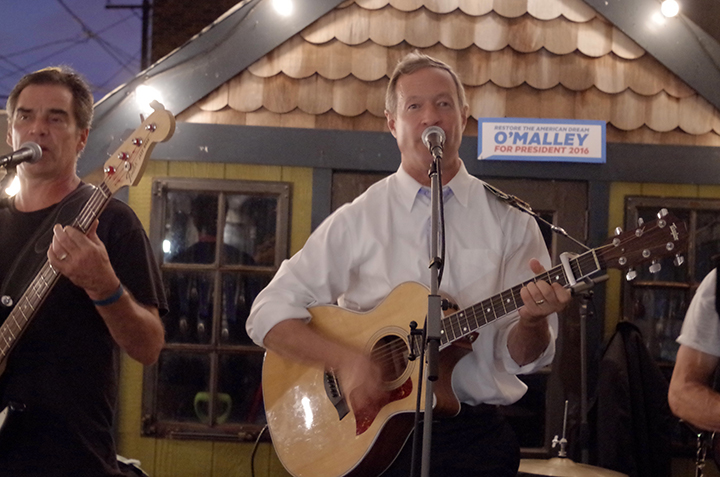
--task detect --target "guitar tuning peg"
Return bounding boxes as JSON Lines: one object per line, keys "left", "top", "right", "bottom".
{"left": 637, "top": 217, "right": 644, "bottom": 227}
{"left": 614, "top": 226, "right": 623, "bottom": 236}
{"left": 626, "top": 269, "right": 638, "bottom": 281}
{"left": 674, "top": 254, "right": 685, "bottom": 267}
{"left": 657, "top": 208, "right": 668, "bottom": 219}
{"left": 649, "top": 260, "right": 662, "bottom": 274}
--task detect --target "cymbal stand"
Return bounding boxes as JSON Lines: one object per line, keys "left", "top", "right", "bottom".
{"left": 552, "top": 400, "right": 569, "bottom": 458}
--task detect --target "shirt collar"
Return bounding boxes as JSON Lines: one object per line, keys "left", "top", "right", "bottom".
{"left": 394, "top": 161, "right": 472, "bottom": 211}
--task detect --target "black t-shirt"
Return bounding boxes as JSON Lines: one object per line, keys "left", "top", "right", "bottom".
{"left": 0, "top": 188, "right": 167, "bottom": 476}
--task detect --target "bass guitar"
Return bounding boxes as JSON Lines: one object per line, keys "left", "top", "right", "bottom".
{"left": 263, "top": 212, "right": 688, "bottom": 477}
{"left": 0, "top": 102, "right": 175, "bottom": 429}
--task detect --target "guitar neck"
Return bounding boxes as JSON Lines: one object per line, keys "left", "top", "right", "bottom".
{"left": 0, "top": 184, "right": 113, "bottom": 361}
{"left": 440, "top": 247, "right": 602, "bottom": 347}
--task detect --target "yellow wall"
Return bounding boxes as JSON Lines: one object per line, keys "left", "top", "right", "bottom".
{"left": 119, "top": 160, "right": 312, "bottom": 477}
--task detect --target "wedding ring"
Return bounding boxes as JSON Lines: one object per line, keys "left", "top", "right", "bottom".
{"left": 535, "top": 299, "right": 545, "bottom": 305}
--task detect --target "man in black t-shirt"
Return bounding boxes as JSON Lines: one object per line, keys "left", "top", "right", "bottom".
{"left": 0, "top": 67, "right": 167, "bottom": 476}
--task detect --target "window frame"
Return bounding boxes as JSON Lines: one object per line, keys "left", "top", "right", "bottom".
{"left": 142, "top": 177, "right": 291, "bottom": 441}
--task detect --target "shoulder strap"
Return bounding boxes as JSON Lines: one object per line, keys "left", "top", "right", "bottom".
{"left": 0, "top": 184, "right": 96, "bottom": 304}
{"left": 482, "top": 182, "right": 534, "bottom": 214}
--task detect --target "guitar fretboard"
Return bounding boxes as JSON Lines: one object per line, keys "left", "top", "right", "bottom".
{"left": 0, "top": 183, "right": 113, "bottom": 360}
{"left": 439, "top": 248, "right": 601, "bottom": 347}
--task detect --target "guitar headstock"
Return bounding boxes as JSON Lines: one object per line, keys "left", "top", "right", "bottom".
{"left": 599, "top": 210, "right": 688, "bottom": 275}
{"left": 102, "top": 101, "right": 176, "bottom": 195}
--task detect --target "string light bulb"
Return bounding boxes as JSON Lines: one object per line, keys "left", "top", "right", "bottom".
{"left": 661, "top": 0, "right": 680, "bottom": 17}
{"left": 272, "top": 0, "right": 293, "bottom": 17}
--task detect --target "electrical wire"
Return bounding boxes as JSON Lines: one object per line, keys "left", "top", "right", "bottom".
{"left": 249, "top": 424, "right": 269, "bottom": 477}
{"left": 0, "top": 1, "right": 142, "bottom": 100}
{"left": 56, "top": 0, "right": 137, "bottom": 72}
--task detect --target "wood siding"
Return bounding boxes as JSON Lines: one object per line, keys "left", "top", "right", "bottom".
{"left": 178, "top": 0, "right": 720, "bottom": 147}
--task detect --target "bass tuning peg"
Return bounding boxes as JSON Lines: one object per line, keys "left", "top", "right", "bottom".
{"left": 626, "top": 269, "right": 637, "bottom": 281}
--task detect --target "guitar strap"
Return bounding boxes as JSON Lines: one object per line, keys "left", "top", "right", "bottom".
{"left": 482, "top": 182, "right": 534, "bottom": 215}
{"left": 0, "top": 183, "right": 96, "bottom": 313}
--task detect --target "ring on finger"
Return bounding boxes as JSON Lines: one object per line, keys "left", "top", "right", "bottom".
{"left": 535, "top": 299, "right": 545, "bottom": 305}
{"left": 58, "top": 253, "right": 68, "bottom": 261}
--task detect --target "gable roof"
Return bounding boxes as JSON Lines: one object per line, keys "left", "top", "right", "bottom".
{"left": 81, "top": 0, "right": 345, "bottom": 176}
{"left": 81, "top": 0, "right": 720, "bottom": 177}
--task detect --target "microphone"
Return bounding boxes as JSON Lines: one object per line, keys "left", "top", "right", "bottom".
{"left": 421, "top": 126, "right": 445, "bottom": 160}
{"left": 0, "top": 142, "right": 42, "bottom": 168}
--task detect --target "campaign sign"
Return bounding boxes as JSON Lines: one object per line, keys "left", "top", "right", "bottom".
{"left": 477, "top": 118, "right": 606, "bottom": 163}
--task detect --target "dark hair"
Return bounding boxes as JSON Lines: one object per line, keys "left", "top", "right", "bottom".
{"left": 385, "top": 50, "right": 468, "bottom": 116}
{"left": 6, "top": 66, "right": 94, "bottom": 130}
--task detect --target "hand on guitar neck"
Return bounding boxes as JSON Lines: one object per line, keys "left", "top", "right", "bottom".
{"left": 511, "top": 258, "right": 572, "bottom": 366}
{"left": 48, "top": 221, "right": 120, "bottom": 303}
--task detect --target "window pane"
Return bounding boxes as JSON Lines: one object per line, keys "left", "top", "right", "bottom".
{"left": 220, "top": 273, "right": 272, "bottom": 345}
{"left": 157, "top": 351, "right": 211, "bottom": 422}
{"left": 217, "top": 353, "right": 265, "bottom": 425}
{"left": 695, "top": 211, "right": 720, "bottom": 282}
{"left": 164, "top": 271, "right": 215, "bottom": 344}
{"left": 225, "top": 195, "right": 278, "bottom": 266}
{"left": 163, "top": 192, "right": 220, "bottom": 264}
{"left": 629, "top": 287, "right": 687, "bottom": 363}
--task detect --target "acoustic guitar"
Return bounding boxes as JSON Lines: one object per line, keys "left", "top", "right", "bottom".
{"left": 263, "top": 212, "right": 688, "bottom": 477}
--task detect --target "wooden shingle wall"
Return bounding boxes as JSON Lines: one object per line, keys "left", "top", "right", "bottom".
{"left": 178, "top": 0, "right": 720, "bottom": 147}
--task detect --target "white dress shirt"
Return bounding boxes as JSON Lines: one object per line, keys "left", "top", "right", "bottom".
{"left": 677, "top": 269, "right": 720, "bottom": 357}
{"left": 247, "top": 162, "right": 558, "bottom": 405}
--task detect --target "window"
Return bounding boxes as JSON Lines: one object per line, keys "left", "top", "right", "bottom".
{"left": 142, "top": 178, "right": 290, "bottom": 440}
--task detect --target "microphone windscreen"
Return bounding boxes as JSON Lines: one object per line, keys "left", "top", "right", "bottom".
{"left": 19, "top": 142, "right": 42, "bottom": 164}
{"left": 421, "top": 126, "right": 446, "bottom": 149}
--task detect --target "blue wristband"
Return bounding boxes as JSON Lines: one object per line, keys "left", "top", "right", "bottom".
{"left": 92, "top": 284, "right": 124, "bottom": 307}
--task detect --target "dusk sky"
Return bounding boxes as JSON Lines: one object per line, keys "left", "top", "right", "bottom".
{"left": 0, "top": 0, "right": 143, "bottom": 105}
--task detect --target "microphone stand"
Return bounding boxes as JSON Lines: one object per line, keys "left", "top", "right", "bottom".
{"left": 413, "top": 146, "right": 444, "bottom": 477}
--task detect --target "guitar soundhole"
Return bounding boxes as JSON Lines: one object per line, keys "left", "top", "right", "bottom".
{"left": 370, "top": 335, "right": 409, "bottom": 383}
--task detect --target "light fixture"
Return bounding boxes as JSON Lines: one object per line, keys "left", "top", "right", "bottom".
{"left": 661, "top": 0, "right": 680, "bottom": 17}
{"left": 272, "top": 0, "right": 293, "bottom": 17}
{"left": 5, "top": 175, "right": 19, "bottom": 197}
{"left": 134, "top": 85, "right": 164, "bottom": 115}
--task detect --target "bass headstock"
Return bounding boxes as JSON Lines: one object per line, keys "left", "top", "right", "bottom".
{"left": 102, "top": 101, "right": 175, "bottom": 195}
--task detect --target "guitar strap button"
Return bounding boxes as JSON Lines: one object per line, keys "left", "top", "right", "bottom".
{"left": 1, "top": 296, "right": 12, "bottom": 307}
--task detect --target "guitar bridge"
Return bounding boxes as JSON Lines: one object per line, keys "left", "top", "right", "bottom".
{"left": 323, "top": 370, "right": 349, "bottom": 421}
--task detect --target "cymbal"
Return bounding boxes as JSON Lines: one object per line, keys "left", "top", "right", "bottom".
{"left": 519, "top": 457, "right": 628, "bottom": 477}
